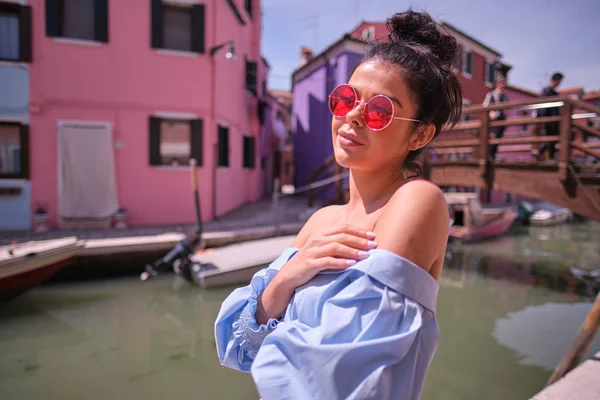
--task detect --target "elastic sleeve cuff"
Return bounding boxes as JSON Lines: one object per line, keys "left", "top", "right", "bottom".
{"left": 232, "top": 268, "right": 284, "bottom": 360}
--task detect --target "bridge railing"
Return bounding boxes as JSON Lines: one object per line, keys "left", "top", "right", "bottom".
{"left": 429, "top": 95, "right": 600, "bottom": 182}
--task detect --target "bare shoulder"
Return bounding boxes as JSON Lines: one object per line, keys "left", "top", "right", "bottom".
{"left": 373, "top": 179, "right": 449, "bottom": 271}
{"left": 291, "top": 205, "right": 343, "bottom": 248}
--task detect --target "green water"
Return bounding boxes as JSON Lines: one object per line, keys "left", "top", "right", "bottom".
{"left": 1, "top": 222, "right": 600, "bottom": 400}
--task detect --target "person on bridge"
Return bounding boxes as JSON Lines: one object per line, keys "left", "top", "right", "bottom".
{"left": 537, "top": 72, "right": 564, "bottom": 161}
{"left": 483, "top": 76, "right": 509, "bottom": 159}
{"left": 215, "top": 9, "right": 461, "bottom": 400}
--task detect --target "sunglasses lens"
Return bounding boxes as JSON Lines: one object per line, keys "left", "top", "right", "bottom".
{"left": 329, "top": 85, "right": 356, "bottom": 117}
{"left": 364, "top": 96, "right": 394, "bottom": 130}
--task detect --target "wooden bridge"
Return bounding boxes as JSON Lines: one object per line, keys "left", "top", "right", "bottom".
{"left": 306, "top": 95, "right": 600, "bottom": 221}
{"left": 424, "top": 95, "right": 600, "bottom": 221}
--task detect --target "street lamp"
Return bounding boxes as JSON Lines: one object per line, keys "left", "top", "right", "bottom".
{"left": 210, "top": 40, "right": 236, "bottom": 60}
{"left": 209, "top": 40, "right": 236, "bottom": 220}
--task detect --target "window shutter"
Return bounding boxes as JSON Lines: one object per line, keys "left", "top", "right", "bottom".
{"left": 19, "top": 124, "right": 30, "bottom": 179}
{"left": 94, "top": 0, "right": 109, "bottom": 42}
{"left": 245, "top": 60, "right": 257, "bottom": 95}
{"left": 149, "top": 116, "right": 162, "bottom": 165}
{"left": 257, "top": 101, "right": 266, "bottom": 126}
{"left": 243, "top": 136, "right": 256, "bottom": 169}
{"left": 191, "top": 4, "right": 205, "bottom": 54}
{"left": 45, "top": 0, "right": 62, "bottom": 38}
{"left": 218, "top": 125, "right": 229, "bottom": 167}
{"left": 151, "top": 0, "right": 163, "bottom": 49}
{"left": 19, "top": 5, "right": 32, "bottom": 62}
{"left": 190, "top": 119, "right": 203, "bottom": 166}
{"left": 245, "top": 0, "right": 252, "bottom": 17}
{"left": 249, "top": 137, "right": 255, "bottom": 169}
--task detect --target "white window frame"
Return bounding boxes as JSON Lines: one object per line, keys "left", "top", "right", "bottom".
{"left": 362, "top": 26, "right": 375, "bottom": 42}
{"left": 484, "top": 60, "right": 495, "bottom": 87}
{"left": 461, "top": 49, "right": 472, "bottom": 79}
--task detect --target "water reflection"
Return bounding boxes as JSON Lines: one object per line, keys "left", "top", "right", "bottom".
{"left": 0, "top": 223, "right": 599, "bottom": 400}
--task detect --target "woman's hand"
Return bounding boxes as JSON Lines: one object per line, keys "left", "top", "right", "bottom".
{"left": 276, "top": 225, "right": 378, "bottom": 289}
{"left": 255, "top": 225, "right": 377, "bottom": 324}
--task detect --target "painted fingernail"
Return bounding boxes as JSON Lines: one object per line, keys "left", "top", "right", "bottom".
{"left": 346, "top": 259, "right": 357, "bottom": 266}
{"left": 367, "top": 241, "right": 378, "bottom": 248}
{"left": 366, "top": 231, "right": 376, "bottom": 239}
{"left": 358, "top": 251, "right": 370, "bottom": 259}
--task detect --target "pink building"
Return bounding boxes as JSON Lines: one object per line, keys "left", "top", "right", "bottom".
{"left": 25, "top": 0, "right": 269, "bottom": 229}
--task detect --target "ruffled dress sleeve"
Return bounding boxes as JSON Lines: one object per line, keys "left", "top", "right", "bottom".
{"left": 214, "top": 247, "right": 299, "bottom": 372}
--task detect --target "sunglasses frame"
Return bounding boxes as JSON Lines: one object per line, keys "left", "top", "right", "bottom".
{"left": 328, "top": 83, "right": 421, "bottom": 131}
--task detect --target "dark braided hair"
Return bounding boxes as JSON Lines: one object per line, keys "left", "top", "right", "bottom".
{"left": 361, "top": 9, "right": 463, "bottom": 175}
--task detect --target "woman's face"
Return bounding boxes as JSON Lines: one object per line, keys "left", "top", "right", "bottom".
{"left": 330, "top": 60, "right": 425, "bottom": 174}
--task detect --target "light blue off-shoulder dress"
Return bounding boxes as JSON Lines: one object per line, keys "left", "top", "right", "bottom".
{"left": 214, "top": 248, "right": 440, "bottom": 400}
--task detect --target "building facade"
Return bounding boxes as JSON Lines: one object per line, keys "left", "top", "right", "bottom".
{"left": 0, "top": 0, "right": 32, "bottom": 230}
{"left": 0, "top": 0, "right": 271, "bottom": 230}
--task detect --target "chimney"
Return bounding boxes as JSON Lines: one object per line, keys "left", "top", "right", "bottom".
{"left": 300, "top": 46, "right": 314, "bottom": 66}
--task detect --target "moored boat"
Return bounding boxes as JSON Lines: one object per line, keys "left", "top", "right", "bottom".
{"left": 445, "top": 193, "right": 518, "bottom": 242}
{"left": 0, "top": 237, "right": 82, "bottom": 301}
{"left": 529, "top": 208, "right": 573, "bottom": 226}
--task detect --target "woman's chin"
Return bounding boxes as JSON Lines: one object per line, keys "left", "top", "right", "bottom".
{"left": 334, "top": 147, "right": 359, "bottom": 169}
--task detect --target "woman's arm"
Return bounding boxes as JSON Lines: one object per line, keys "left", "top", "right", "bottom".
{"left": 254, "top": 207, "right": 329, "bottom": 325}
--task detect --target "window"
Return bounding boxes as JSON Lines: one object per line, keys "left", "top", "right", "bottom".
{"left": 262, "top": 80, "right": 268, "bottom": 97}
{"left": 485, "top": 61, "right": 496, "bottom": 85}
{"left": 151, "top": 0, "right": 205, "bottom": 53}
{"left": 243, "top": 135, "right": 256, "bottom": 169}
{"left": 462, "top": 49, "right": 472, "bottom": 77}
{"left": 258, "top": 100, "right": 267, "bottom": 126}
{"left": 218, "top": 124, "right": 229, "bottom": 167}
{"left": 452, "top": 47, "right": 461, "bottom": 72}
{"left": 246, "top": 59, "right": 258, "bottom": 95}
{"left": 149, "top": 116, "right": 203, "bottom": 166}
{"left": 0, "top": 122, "right": 29, "bottom": 179}
{"left": 46, "top": 0, "right": 108, "bottom": 42}
{"left": 460, "top": 99, "right": 472, "bottom": 122}
{"left": 0, "top": 2, "right": 31, "bottom": 62}
{"left": 362, "top": 26, "right": 375, "bottom": 42}
{"left": 244, "top": 0, "right": 252, "bottom": 18}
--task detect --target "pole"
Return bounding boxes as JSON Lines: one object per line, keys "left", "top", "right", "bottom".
{"left": 273, "top": 178, "right": 280, "bottom": 236}
{"left": 546, "top": 291, "right": 600, "bottom": 386}
{"left": 189, "top": 159, "right": 202, "bottom": 236}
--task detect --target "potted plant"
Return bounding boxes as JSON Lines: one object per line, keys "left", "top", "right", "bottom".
{"left": 32, "top": 203, "right": 50, "bottom": 232}
{"left": 114, "top": 207, "right": 129, "bottom": 229}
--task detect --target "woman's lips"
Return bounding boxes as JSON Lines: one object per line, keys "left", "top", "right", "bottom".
{"left": 338, "top": 131, "right": 364, "bottom": 146}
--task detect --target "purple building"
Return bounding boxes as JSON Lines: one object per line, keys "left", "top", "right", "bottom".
{"left": 291, "top": 37, "right": 365, "bottom": 200}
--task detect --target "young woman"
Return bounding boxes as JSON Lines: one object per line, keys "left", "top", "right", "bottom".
{"left": 215, "top": 9, "right": 462, "bottom": 400}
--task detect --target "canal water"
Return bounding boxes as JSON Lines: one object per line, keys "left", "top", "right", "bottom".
{"left": 1, "top": 222, "right": 599, "bottom": 400}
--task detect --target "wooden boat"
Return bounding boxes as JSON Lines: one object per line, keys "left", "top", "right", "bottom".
{"left": 0, "top": 237, "right": 82, "bottom": 301}
{"left": 529, "top": 208, "right": 573, "bottom": 226}
{"left": 445, "top": 193, "right": 518, "bottom": 242}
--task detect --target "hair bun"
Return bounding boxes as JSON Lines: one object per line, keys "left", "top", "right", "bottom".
{"left": 386, "top": 10, "right": 457, "bottom": 67}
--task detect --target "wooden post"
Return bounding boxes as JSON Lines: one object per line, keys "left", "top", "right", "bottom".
{"left": 558, "top": 102, "right": 573, "bottom": 182}
{"left": 272, "top": 178, "right": 280, "bottom": 236}
{"left": 546, "top": 291, "right": 600, "bottom": 386}
{"left": 479, "top": 112, "right": 490, "bottom": 202}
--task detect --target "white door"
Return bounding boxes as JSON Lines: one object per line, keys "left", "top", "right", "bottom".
{"left": 58, "top": 122, "right": 118, "bottom": 218}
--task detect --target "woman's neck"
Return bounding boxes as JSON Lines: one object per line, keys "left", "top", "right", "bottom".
{"left": 346, "top": 167, "right": 406, "bottom": 216}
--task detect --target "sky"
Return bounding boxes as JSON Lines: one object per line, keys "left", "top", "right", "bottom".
{"left": 261, "top": 0, "right": 600, "bottom": 94}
